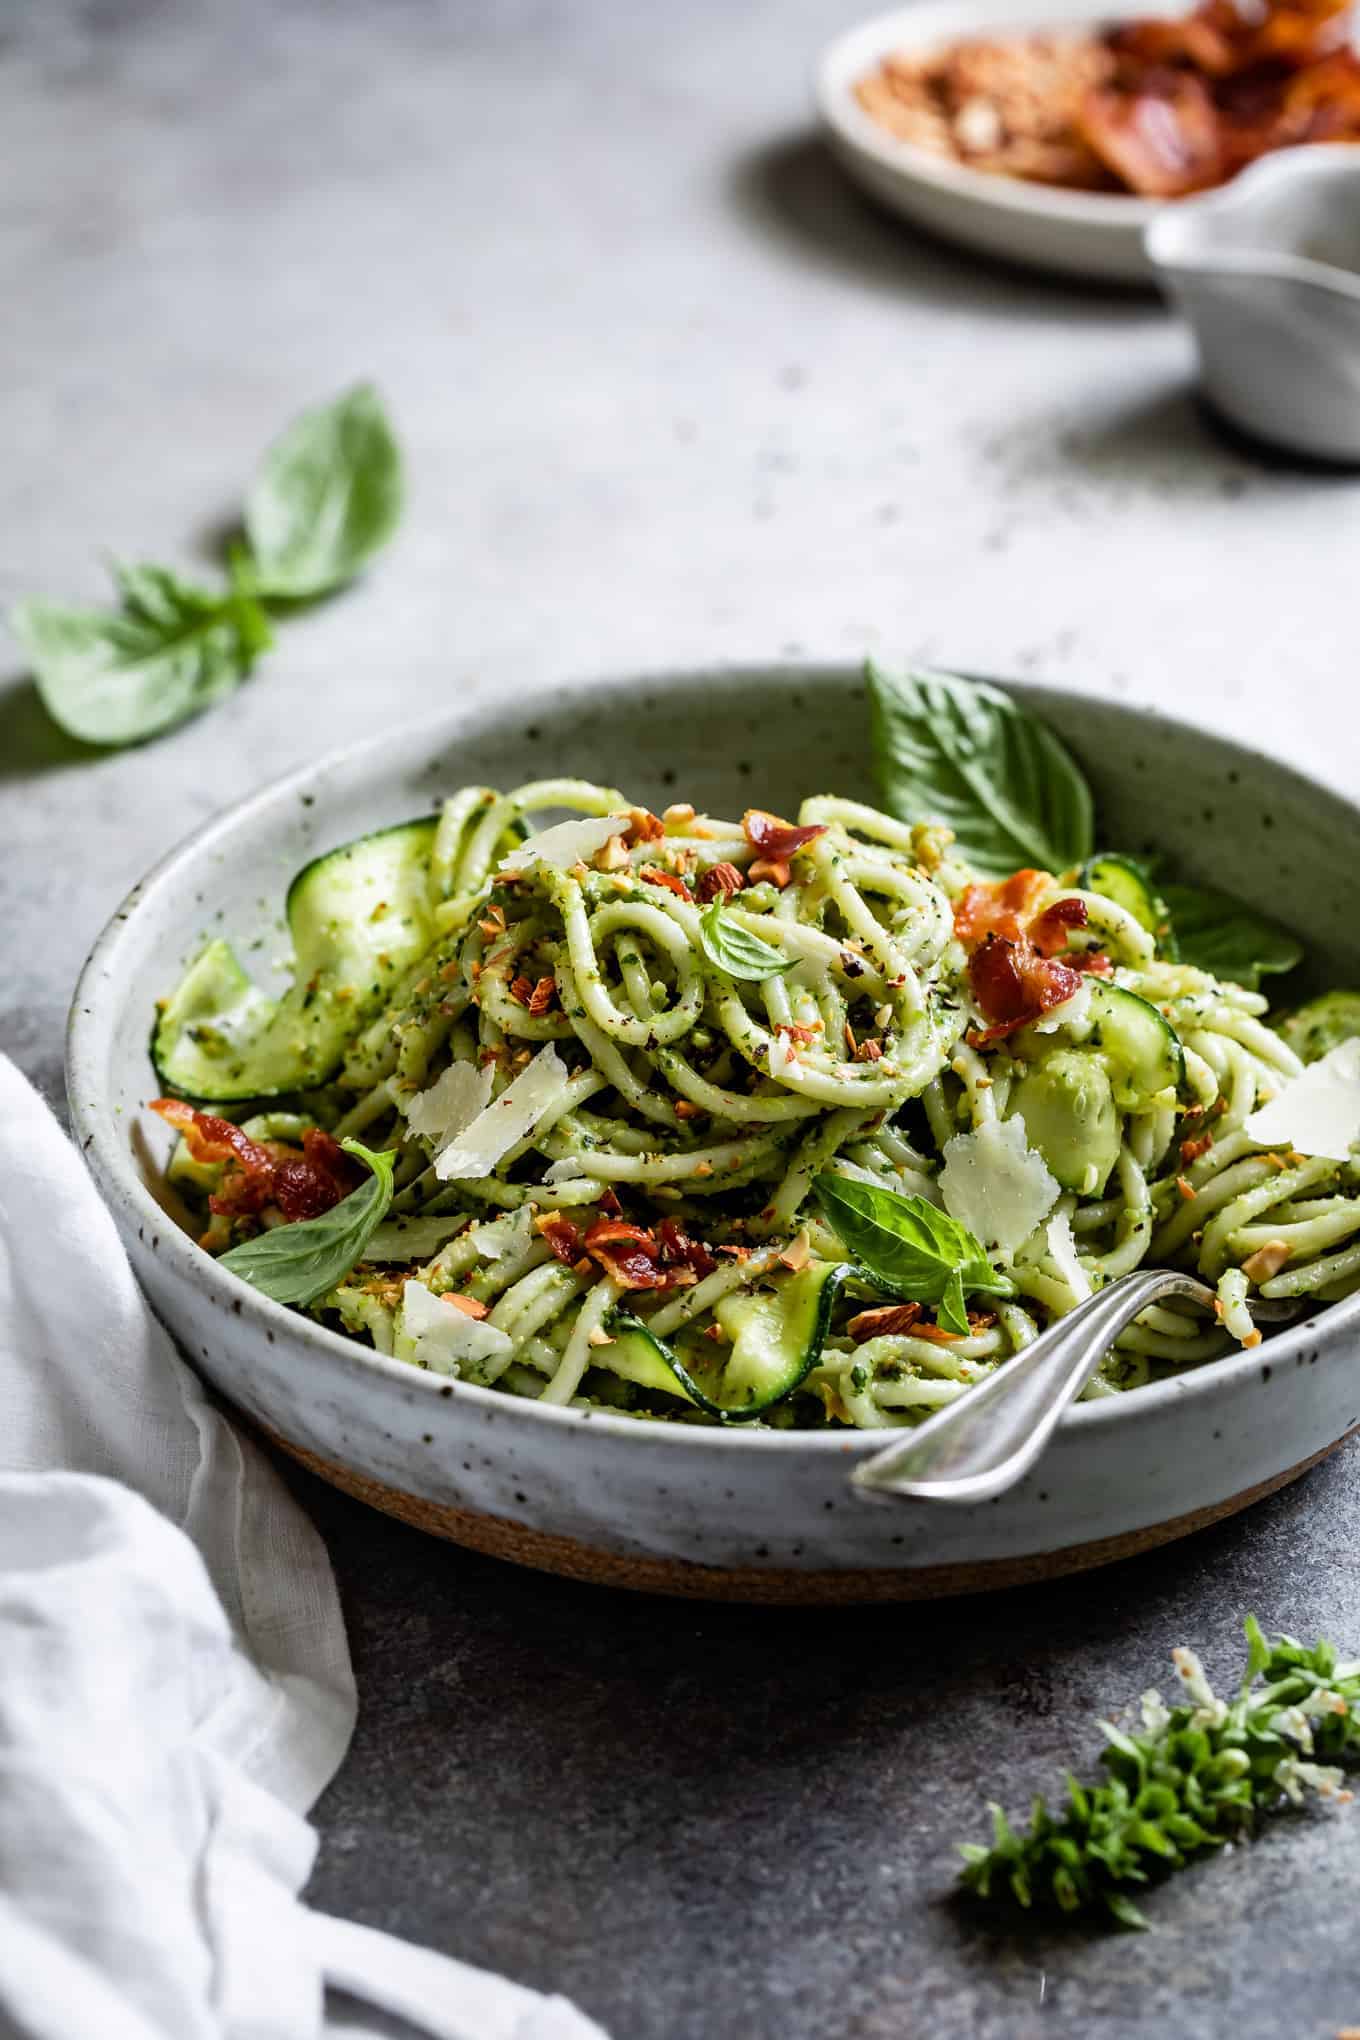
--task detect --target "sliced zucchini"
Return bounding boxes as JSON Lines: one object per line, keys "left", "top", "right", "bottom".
{"left": 1280, "top": 992, "right": 1360, "bottom": 1065}
{"left": 1079, "top": 854, "right": 1169, "bottom": 945}
{"left": 1083, "top": 980, "right": 1184, "bottom": 1106}
{"left": 1008, "top": 1050, "right": 1120, "bottom": 1195}
{"left": 605, "top": 1259, "right": 848, "bottom": 1422}
{"left": 1012, "top": 980, "right": 1183, "bottom": 1110}
{"left": 153, "top": 817, "right": 438, "bottom": 1102}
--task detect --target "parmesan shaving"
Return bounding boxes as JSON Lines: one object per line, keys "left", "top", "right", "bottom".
{"left": 499, "top": 816, "right": 627, "bottom": 874}
{"left": 1045, "top": 1209, "right": 1092, "bottom": 1302}
{"left": 1244, "top": 1038, "right": 1360, "bottom": 1162}
{"left": 432, "top": 1044, "right": 567, "bottom": 1181}
{"left": 400, "top": 1279, "right": 513, "bottom": 1375}
{"left": 404, "top": 1060, "right": 493, "bottom": 1146}
{"left": 939, "top": 1117, "right": 1059, "bottom": 1256}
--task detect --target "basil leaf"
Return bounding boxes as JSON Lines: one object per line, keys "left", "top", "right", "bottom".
{"left": 245, "top": 383, "right": 402, "bottom": 598}
{"left": 813, "top": 1173, "right": 1013, "bottom": 1315}
{"left": 1161, "top": 883, "right": 1303, "bottom": 991}
{"left": 9, "top": 562, "right": 272, "bottom": 747}
{"left": 217, "top": 1138, "right": 396, "bottom": 1305}
{"left": 867, "top": 661, "right": 1094, "bottom": 877}
{"left": 698, "top": 902, "right": 794, "bottom": 982}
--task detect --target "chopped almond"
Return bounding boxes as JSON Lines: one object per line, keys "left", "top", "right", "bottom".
{"left": 1176, "top": 1175, "right": 1197, "bottom": 1201}
{"left": 443, "top": 1292, "right": 489, "bottom": 1320}
{"left": 848, "top": 1302, "right": 924, "bottom": 1341}
{"left": 695, "top": 861, "right": 744, "bottom": 905}
{"left": 586, "top": 1325, "right": 614, "bottom": 1348}
{"left": 526, "top": 974, "right": 557, "bottom": 1017}
{"left": 673, "top": 1098, "right": 701, "bottom": 1120}
{"left": 748, "top": 856, "right": 791, "bottom": 889}
{"left": 1180, "top": 1133, "right": 1213, "bottom": 1164}
{"left": 854, "top": 1037, "right": 884, "bottom": 1063}
{"left": 624, "top": 806, "right": 665, "bottom": 844}
{"left": 597, "top": 833, "right": 630, "bottom": 872}
{"left": 778, "top": 1230, "right": 812, "bottom": 1272}
{"left": 1242, "top": 1239, "right": 1292, "bottom": 1283}
{"left": 662, "top": 802, "right": 696, "bottom": 826}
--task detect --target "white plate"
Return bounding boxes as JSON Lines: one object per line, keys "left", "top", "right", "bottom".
{"left": 816, "top": 0, "right": 1160, "bottom": 282}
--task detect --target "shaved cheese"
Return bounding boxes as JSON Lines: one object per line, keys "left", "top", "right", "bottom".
{"left": 1045, "top": 1209, "right": 1092, "bottom": 1302}
{"left": 499, "top": 816, "right": 626, "bottom": 874}
{"left": 404, "top": 1061, "right": 493, "bottom": 1146}
{"left": 939, "top": 1117, "right": 1059, "bottom": 1256}
{"left": 433, "top": 1044, "right": 567, "bottom": 1180}
{"left": 1032, "top": 980, "right": 1092, "bottom": 1037}
{"left": 1245, "top": 1038, "right": 1360, "bottom": 1162}
{"left": 401, "top": 1279, "right": 513, "bottom": 1376}
{"left": 468, "top": 1206, "right": 534, "bottom": 1262}
{"left": 768, "top": 1032, "right": 801, "bottom": 1081}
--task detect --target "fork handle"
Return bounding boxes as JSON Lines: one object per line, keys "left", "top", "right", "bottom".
{"left": 851, "top": 1268, "right": 1216, "bottom": 1505}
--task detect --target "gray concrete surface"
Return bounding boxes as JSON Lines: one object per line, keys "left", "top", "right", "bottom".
{"left": 5, "top": 2, "right": 1360, "bottom": 2034}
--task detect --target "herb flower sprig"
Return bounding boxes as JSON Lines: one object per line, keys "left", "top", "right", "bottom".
{"left": 958, "top": 1617, "right": 1360, "bottom": 1930}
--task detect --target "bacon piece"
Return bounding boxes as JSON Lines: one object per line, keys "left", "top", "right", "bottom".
{"left": 966, "top": 933, "right": 1083, "bottom": 1045}
{"left": 582, "top": 1218, "right": 671, "bottom": 1291}
{"left": 150, "top": 1101, "right": 356, "bottom": 1223}
{"left": 742, "top": 809, "right": 828, "bottom": 864}
{"left": 1027, "top": 896, "right": 1089, "bottom": 958}
{"left": 696, "top": 861, "right": 744, "bottom": 904}
{"left": 444, "top": 1292, "right": 489, "bottom": 1320}
{"left": 151, "top": 1099, "right": 275, "bottom": 1177}
{"left": 271, "top": 1130, "right": 360, "bottom": 1221}
{"left": 1078, "top": 73, "right": 1223, "bottom": 196}
{"left": 639, "top": 865, "right": 691, "bottom": 900}
{"left": 656, "top": 1217, "right": 717, "bottom": 1280}
{"left": 535, "top": 1212, "right": 586, "bottom": 1265}
{"left": 953, "top": 870, "right": 1051, "bottom": 950}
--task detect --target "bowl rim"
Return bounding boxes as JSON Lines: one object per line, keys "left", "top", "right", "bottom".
{"left": 66, "top": 661, "right": 1360, "bottom": 1460}
{"left": 815, "top": 0, "right": 1159, "bottom": 229}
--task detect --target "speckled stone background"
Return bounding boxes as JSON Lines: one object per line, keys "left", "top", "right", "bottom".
{"left": 5, "top": 2, "right": 1360, "bottom": 2034}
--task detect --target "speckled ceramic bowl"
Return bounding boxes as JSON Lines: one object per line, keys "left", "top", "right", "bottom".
{"left": 67, "top": 667, "right": 1360, "bottom": 1601}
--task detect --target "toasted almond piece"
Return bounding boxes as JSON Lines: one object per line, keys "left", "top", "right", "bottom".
{"left": 1242, "top": 1239, "right": 1291, "bottom": 1283}
{"left": 443, "top": 1292, "right": 489, "bottom": 1320}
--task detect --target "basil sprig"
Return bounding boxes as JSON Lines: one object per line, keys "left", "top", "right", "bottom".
{"left": 867, "top": 660, "right": 1093, "bottom": 877}
{"left": 959, "top": 1616, "right": 1360, "bottom": 1931}
{"left": 813, "top": 1172, "right": 1012, "bottom": 1334}
{"left": 217, "top": 1137, "right": 396, "bottom": 1306}
{"left": 698, "top": 902, "right": 793, "bottom": 982}
{"left": 11, "top": 384, "right": 402, "bottom": 749}
{"left": 11, "top": 559, "right": 273, "bottom": 748}
{"left": 245, "top": 383, "right": 403, "bottom": 598}
{"left": 1160, "top": 882, "right": 1302, "bottom": 992}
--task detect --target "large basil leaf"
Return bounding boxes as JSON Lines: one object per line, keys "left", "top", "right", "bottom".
{"left": 867, "top": 661, "right": 1094, "bottom": 877}
{"left": 245, "top": 383, "right": 403, "bottom": 598}
{"left": 698, "top": 902, "right": 793, "bottom": 982}
{"left": 813, "top": 1172, "right": 1012, "bottom": 1333}
{"left": 1161, "top": 883, "right": 1302, "bottom": 992}
{"left": 10, "top": 560, "right": 271, "bottom": 747}
{"left": 218, "top": 1138, "right": 396, "bottom": 1305}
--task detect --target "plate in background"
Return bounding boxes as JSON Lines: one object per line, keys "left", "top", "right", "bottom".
{"left": 816, "top": 0, "right": 1161, "bottom": 282}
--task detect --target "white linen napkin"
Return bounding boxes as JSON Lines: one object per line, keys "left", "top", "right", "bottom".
{"left": 0, "top": 1055, "right": 607, "bottom": 2040}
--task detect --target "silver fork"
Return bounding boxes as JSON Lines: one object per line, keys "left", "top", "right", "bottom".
{"left": 851, "top": 1268, "right": 1299, "bottom": 1506}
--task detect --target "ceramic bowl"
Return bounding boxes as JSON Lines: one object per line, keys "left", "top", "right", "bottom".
{"left": 67, "top": 667, "right": 1360, "bottom": 1602}
{"left": 1145, "top": 146, "right": 1360, "bottom": 462}
{"left": 815, "top": 0, "right": 1158, "bottom": 283}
